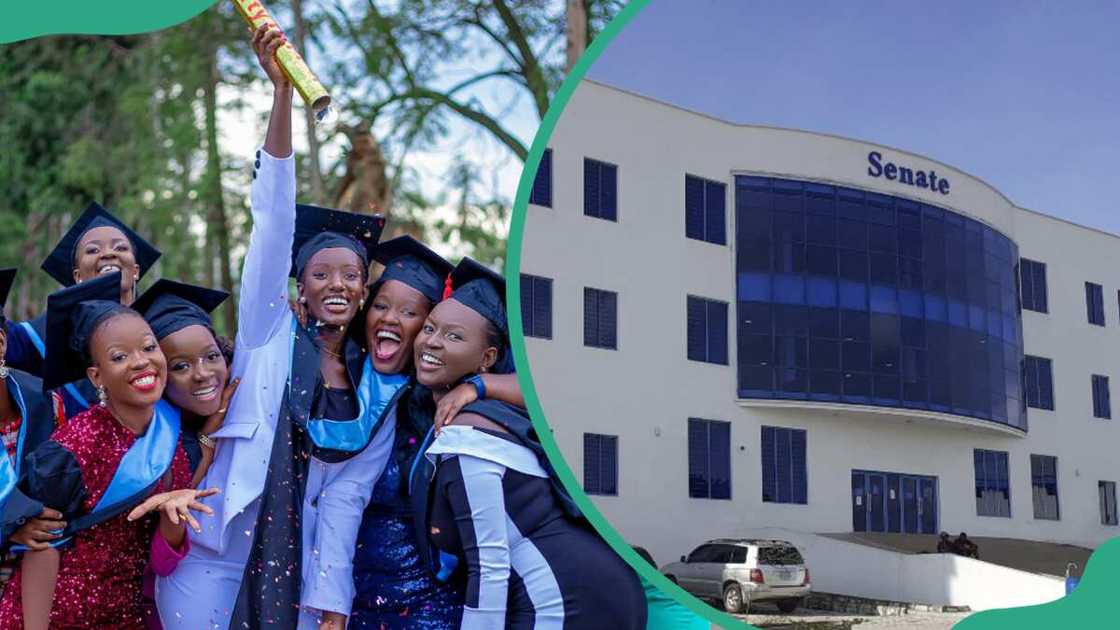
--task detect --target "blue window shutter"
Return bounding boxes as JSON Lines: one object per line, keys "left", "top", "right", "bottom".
{"left": 603, "top": 435, "right": 618, "bottom": 495}
{"left": 791, "top": 429, "right": 807, "bottom": 504}
{"left": 709, "top": 300, "right": 729, "bottom": 365}
{"left": 530, "top": 149, "right": 552, "bottom": 207}
{"left": 706, "top": 180, "right": 727, "bottom": 245}
{"left": 533, "top": 277, "right": 552, "bottom": 339}
{"left": 688, "top": 419, "right": 708, "bottom": 498}
{"left": 1039, "top": 358, "right": 1054, "bottom": 410}
{"left": 687, "top": 296, "right": 706, "bottom": 361}
{"left": 519, "top": 274, "right": 534, "bottom": 337}
{"left": 1033, "top": 262, "right": 1048, "bottom": 312}
{"left": 583, "top": 288, "right": 598, "bottom": 347}
{"left": 584, "top": 159, "right": 599, "bottom": 218}
{"left": 776, "top": 428, "right": 792, "bottom": 503}
{"left": 599, "top": 290, "right": 617, "bottom": 349}
{"left": 686, "top": 175, "right": 705, "bottom": 240}
{"left": 710, "top": 421, "right": 731, "bottom": 499}
{"left": 761, "top": 426, "right": 776, "bottom": 502}
{"left": 583, "top": 434, "right": 599, "bottom": 493}
{"left": 601, "top": 163, "right": 618, "bottom": 221}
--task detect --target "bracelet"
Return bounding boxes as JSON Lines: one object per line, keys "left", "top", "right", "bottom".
{"left": 197, "top": 432, "right": 216, "bottom": 449}
{"left": 465, "top": 374, "right": 487, "bottom": 400}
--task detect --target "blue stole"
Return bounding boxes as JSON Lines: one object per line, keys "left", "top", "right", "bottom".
{"left": 18, "top": 320, "right": 91, "bottom": 412}
{"left": 12, "top": 400, "right": 181, "bottom": 551}
{"left": 0, "top": 379, "right": 31, "bottom": 514}
{"left": 286, "top": 318, "right": 407, "bottom": 459}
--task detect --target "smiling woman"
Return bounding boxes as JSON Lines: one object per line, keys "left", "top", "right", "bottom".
{"left": 0, "top": 272, "right": 214, "bottom": 629}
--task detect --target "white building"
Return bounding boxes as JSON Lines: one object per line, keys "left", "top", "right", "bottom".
{"left": 520, "top": 79, "right": 1120, "bottom": 571}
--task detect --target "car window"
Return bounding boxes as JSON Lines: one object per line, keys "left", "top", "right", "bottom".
{"left": 686, "top": 545, "right": 713, "bottom": 563}
{"left": 729, "top": 547, "right": 747, "bottom": 564}
{"left": 758, "top": 545, "right": 805, "bottom": 566}
{"left": 709, "top": 545, "right": 733, "bottom": 563}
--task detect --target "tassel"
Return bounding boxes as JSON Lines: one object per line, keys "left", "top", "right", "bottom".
{"left": 442, "top": 274, "right": 454, "bottom": 300}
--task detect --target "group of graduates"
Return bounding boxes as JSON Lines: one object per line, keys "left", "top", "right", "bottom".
{"left": 0, "top": 24, "right": 650, "bottom": 630}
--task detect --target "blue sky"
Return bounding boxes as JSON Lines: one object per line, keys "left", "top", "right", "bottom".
{"left": 587, "top": 0, "right": 1119, "bottom": 232}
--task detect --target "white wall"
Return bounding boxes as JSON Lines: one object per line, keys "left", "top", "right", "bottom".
{"left": 736, "top": 528, "right": 1064, "bottom": 611}
{"left": 521, "top": 79, "right": 1120, "bottom": 573}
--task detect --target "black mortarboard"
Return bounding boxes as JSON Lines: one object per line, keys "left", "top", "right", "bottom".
{"left": 0, "top": 268, "right": 16, "bottom": 317}
{"left": 370, "top": 236, "right": 453, "bottom": 305}
{"left": 291, "top": 204, "right": 386, "bottom": 280}
{"left": 44, "top": 271, "right": 128, "bottom": 389}
{"left": 134, "top": 279, "right": 230, "bottom": 341}
{"left": 40, "top": 202, "right": 162, "bottom": 288}
{"left": 447, "top": 257, "right": 514, "bottom": 373}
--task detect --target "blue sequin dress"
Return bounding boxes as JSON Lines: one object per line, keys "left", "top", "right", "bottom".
{"left": 350, "top": 444, "right": 463, "bottom": 629}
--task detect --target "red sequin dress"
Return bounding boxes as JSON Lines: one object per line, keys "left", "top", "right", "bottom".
{"left": 0, "top": 405, "right": 191, "bottom": 629}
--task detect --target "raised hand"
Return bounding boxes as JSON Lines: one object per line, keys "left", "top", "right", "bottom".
{"left": 250, "top": 22, "right": 290, "bottom": 89}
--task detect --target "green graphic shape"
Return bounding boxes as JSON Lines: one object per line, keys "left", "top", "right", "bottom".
{"left": 1, "top": 0, "right": 217, "bottom": 44}
{"left": 504, "top": 1, "right": 750, "bottom": 627}
{"left": 955, "top": 537, "right": 1118, "bottom": 629}
{"left": 501, "top": 3, "right": 1120, "bottom": 630}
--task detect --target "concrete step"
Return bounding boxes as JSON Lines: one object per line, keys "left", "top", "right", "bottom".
{"left": 805, "top": 591, "right": 971, "bottom": 617}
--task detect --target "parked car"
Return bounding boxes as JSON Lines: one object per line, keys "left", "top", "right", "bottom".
{"left": 660, "top": 539, "right": 811, "bottom": 614}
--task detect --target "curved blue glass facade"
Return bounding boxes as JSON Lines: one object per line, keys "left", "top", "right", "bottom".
{"left": 736, "top": 176, "right": 1026, "bottom": 431}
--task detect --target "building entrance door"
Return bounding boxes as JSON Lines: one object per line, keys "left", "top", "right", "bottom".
{"left": 851, "top": 470, "right": 938, "bottom": 534}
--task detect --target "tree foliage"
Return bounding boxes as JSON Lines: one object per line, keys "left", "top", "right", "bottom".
{"left": 0, "top": 0, "right": 624, "bottom": 329}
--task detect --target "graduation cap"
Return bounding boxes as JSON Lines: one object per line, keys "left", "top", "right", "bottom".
{"left": 134, "top": 279, "right": 230, "bottom": 341}
{"left": 43, "top": 271, "right": 127, "bottom": 390}
{"left": 40, "top": 202, "right": 162, "bottom": 288}
{"left": 0, "top": 268, "right": 16, "bottom": 319}
{"left": 291, "top": 204, "right": 386, "bottom": 280}
{"left": 446, "top": 257, "right": 514, "bottom": 374}
{"left": 370, "top": 235, "right": 453, "bottom": 305}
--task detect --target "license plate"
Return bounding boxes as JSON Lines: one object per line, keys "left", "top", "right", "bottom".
{"left": 779, "top": 570, "right": 793, "bottom": 580}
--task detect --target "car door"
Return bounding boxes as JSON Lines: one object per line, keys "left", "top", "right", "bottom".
{"left": 698, "top": 544, "right": 733, "bottom": 598}
{"left": 676, "top": 544, "right": 711, "bottom": 595}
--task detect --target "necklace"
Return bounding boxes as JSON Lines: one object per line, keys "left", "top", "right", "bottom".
{"left": 320, "top": 346, "right": 343, "bottom": 361}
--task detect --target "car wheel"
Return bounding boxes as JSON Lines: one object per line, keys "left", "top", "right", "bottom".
{"left": 722, "top": 583, "right": 746, "bottom": 614}
{"left": 776, "top": 598, "right": 801, "bottom": 614}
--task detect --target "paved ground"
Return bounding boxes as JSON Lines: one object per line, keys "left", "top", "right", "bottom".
{"left": 728, "top": 607, "right": 972, "bottom": 629}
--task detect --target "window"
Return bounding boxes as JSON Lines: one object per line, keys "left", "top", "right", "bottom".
{"left": 734, "top": 176, "right": 1026, "bottom": 430}
{"left": 1086, "top": 282, "right": 1105, "bottom": 326}
{"left": 583, "top": 287, "right": 617, "bottom": 349}
{"left": 761, "top": 426, "right": 807, "bottom": 504}
{"left": 583, "top": 158, "right": 617, "bottom": 221}
{"left": 519, "top": 274, "right": 553, "bottom": 339}
{"left": 1100, "top": 481, "right": 1118, "bottom": 526}
{"left": 583, "top": 433, "right": 618, "bottom": 495}
{"left": 1092, "top": 374, "right": 1111, "bottom": 419}
{"left": 687, "top": 296, "right": 729, "bottom": 364}
{"left": 688, "top": 418, "right": 731, "bottom": 499}
{"left": 1030, "top": 454, "right": 1059, "bottom": 521}
{"left": 685, "top": 175, "right": 727, "bottom": 245}
{"left": 974, "top": 449, "right": 1011, "bottom": 517}
{"left": 1020, "top": 259, "right": 1048, "bottom": 313}
{"left": 529, "top": 148, "right": 552, "bottom": 207}
{"left": 1024, "top": 355, "right": 1055, "bottom": 410}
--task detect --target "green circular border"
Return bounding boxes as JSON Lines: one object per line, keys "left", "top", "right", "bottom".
{"left": 504, "top": 1, "right": 751, "bottom": 627}
{"left": 1, "top": 0, "right": 217, "bottom": 43}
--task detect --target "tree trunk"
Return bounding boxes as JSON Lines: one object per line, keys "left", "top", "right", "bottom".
{"left": 566, "top": 0, "right": 588, "bottom": 74}
{"left": 202, "top": 16, "right": 236, "bottom": 335}
{"left": 291, "top": 0, "right": 326, "bottom": 205}
{"left": 333, "top": 126, "right": 391, "bottom": 218}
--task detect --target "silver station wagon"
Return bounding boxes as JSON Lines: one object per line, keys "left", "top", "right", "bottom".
{"left": 660, "top": 539, "right": 811, "bottom": 614}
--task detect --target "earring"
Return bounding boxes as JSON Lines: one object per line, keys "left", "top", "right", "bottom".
{"left": 97, "top": 386, "right": 108, "bottom": 407}
{"left": 299, "top": 296, "right": 307, "bottom": 304}
{"left": 0, "top": 359, "right": 9, "bottom": 380}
